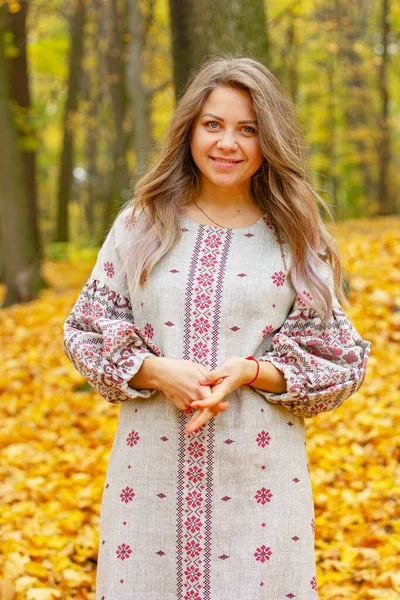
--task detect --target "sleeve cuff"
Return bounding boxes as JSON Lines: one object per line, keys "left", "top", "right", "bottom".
{"left": 113, "top": 351, "right": 158, "bottom": 401}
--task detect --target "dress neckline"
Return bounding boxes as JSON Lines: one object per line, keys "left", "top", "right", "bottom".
{"left": 180, "top": 212, "right": 267, "bottom": 232}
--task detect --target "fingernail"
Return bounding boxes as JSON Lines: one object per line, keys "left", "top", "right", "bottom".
{"left": 199, "top": 376, "right": 207, "bottom": 383}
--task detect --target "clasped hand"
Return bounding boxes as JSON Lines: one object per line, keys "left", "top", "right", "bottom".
{"left": 157, "top": 357, "right": 256, "bottom": 435}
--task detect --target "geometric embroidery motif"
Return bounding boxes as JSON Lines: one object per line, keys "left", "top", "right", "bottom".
{"left": 176, "top": 225, "right": 233, "bottom": 600}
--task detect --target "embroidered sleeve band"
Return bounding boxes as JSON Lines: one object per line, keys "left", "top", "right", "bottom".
{"left": 255, "top": 295, "right": 371, "bottom": 418}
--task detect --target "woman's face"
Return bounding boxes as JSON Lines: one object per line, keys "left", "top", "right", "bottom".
{"left": 190, "top": 85, "right": 263, "bottom": 192}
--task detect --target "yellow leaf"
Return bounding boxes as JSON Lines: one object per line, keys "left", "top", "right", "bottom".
{"left": 26, "top": 590, "right": 61, "bottom": 600}
{"left": 24, "top": 562, "right": 48, "bottom": 580}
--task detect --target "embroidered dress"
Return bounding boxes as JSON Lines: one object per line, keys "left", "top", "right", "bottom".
{"left": 64, "top": 209, "right": 370, "bottom": 600}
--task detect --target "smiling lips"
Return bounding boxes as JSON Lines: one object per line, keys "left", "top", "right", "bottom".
{"left": 210, "top": 156, "right": 243, "bottom": 165}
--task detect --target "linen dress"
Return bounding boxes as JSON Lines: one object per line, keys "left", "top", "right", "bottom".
{"left": 63, "top": 208, "right": 370, "bottom": 600}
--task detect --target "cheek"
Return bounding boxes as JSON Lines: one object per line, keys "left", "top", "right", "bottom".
{"left": 247, "top": 142, "right": 263, "bottom": 172}
{"left": 190, "top": 132, "right": 201, "bottom": 156}
{"left": 248, "top": 141, "right": 263, "bottom": 169}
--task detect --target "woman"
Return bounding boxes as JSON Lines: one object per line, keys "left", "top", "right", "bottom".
{"left": 64, "top": 56, "right": 370, "bottom": 599}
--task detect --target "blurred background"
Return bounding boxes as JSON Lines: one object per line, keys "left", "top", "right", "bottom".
{"left": 0, "top": 0, "right": 399, "bottom": 305}
{"left": 0, "top": 1, "right": 399, "bottom": 599}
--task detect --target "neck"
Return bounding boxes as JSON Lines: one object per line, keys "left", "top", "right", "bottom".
{"left": 195, "top": 181, "right": 255, "bottom": 213}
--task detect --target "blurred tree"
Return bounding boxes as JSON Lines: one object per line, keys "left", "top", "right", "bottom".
{"left": 127, "top": 0, "right": 153, "bottom": 178}
{"left": 0, "top": 2, "right": 44, "bottom": 306}
{"left": 168, "top": 0, "right": 269, "bottom": 97}
{"left": 126, "top": 0, "right": 170, "bottom": 179}
{"left": 102, "top": 0, "right": 131, "bottom": 229}
{"left": 55, "top": 0, "right": 86, "bottom": 242}
{"left": 268, "top": 1, "right": 301, "bottom": 103}
{"left": 103, "top": 0, "right": 170, "bottom": 227}
{"left": 376, "top": 0, "right": 393, "bottom": 214}
{"left": 336, "top": 0, "right": 375, "bottom": 213}
{"left": 8, "top": 0, "right": 42, "bottom": 261}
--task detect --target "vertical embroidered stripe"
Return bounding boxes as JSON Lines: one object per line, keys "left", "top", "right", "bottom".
{"left": 176, "top": 226, "right": 232, "bottom": 599}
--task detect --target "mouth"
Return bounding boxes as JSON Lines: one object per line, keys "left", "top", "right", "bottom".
{"left": 210, "top": 157, "right": 243, "bottom": 165}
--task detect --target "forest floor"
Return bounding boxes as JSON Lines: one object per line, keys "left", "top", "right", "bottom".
{"left": 0, "top": 216, "right": 399, "bottom": 600}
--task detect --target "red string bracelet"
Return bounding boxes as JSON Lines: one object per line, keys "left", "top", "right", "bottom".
{"left": 244, "top": 356, "right": 260, "bottom": 385}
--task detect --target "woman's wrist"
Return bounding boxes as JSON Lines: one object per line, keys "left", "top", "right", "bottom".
{"left": 129, "top": 356, "right": 169, "bottom": 389}
{"left": 242, "top": 356, "right": 259, "bottom": 386}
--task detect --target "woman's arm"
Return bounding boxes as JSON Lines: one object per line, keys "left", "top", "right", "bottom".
{"left": 63, "top": 211, "right": 159, "bottom": 404}
{"left": 241, "top": 358, "right": 287, "bottom": 394}
{"left": 129, "top": 356, "right": 230, "bottom": 416}
{"left": 129, "top": 356, "right": 285, "bottom": 393}
{"left": 128, "top": 355, "right": 164, "bottom": 389}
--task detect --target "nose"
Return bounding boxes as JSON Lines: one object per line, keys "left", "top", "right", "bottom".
{"left": 217, "top": 130, "right": 238, "bottom": 151}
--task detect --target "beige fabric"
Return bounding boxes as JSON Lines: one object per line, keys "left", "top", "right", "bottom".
{"left": 64, "top": 209, "right": 370, "bottom": 599}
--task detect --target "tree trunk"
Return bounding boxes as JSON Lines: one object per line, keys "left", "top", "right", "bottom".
{"left": 103, "top": 0, "right": 131, "bottom": 229}
{"left": 55, "top": 0, "right": 86, "bottom": 242}
{"left": 126, "top": 0, "right": 154, "bottom": 177}
{"left": 376, "top": 0, "right": 392, "bottom": 214}
{"left": 325, "top": 56, "right": 339, "bottom": 215}
{"left": 80, "top": 0, "right": 105, "bottom": 241}
{"left": 285, "top": 13, "right": 299, "bottom": 103}
{"left": 335, "top": 0, "right": 374, "bottom": 211}
{"left": 168, "top": 0, "right": 269, "bottom": 98}
{"left": 0, "top": 5, "right": 43, "bottom": 306}
{"left": 8, "top": 0, "right": 42, "bottom": 260}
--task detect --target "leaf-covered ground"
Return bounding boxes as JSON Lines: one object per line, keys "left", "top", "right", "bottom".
{"left": 0, "top": 217, "right": 399, "bottom": 600}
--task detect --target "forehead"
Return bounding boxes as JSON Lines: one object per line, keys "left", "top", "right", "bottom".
{"left": 199, "top": 85, "right": 255, "bottom": 119}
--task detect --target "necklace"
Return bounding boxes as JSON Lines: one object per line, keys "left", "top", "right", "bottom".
{"left": 192, "top": 200, "right": 288, "bottom": 271}
{"left": 193, "top": 201, "right": 226, "bottom": 228}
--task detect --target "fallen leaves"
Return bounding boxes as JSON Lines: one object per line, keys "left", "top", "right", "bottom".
{"left": 0, "top": 217, "right": 399, "bottom": 598}
{"left": 308, "top": 216, "right": 400, "bottom": 599}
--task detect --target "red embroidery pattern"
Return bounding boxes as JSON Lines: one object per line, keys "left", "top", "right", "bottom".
{"left": 310, "top": 575, "right": 318, "bottom": 591}
{"left": 126, "top": 429, "right": 140, "bottom": 446}
{"left": 143, "top": 323, "right": 154, "bottom": 339}
{"left": 254, "top": 487, "right": 273, "bottom": 504}
{"left": 64, "top": 279, "right": 163, "bottom": 404}
{"left": 271, "top": 270, "right": 286, "bottom": 287}
{"left": 116, "top": 543, "right": 132, "bottom": 560}
{"left": 120, "top": 486, "right": 135, "bottom": 503}
{"left": 254, "top": 545, "right": 272, "bottom": 563}
{"left": 256, "top": 430, "right": 271, "bottom": 447}
{"left": 103, "top": 261, "right": 115, "bottom": 278}
{"left": 259, "top": 297, "right": 371, "bottom": 417}
{"left": 262, "top": 216, "right": 275, "bottom": 231}
{"left": 262, "top": 324, "right": 274, "bottom": 337}
{"left": 176, "top": 225, "right": 233, "bottom": 600}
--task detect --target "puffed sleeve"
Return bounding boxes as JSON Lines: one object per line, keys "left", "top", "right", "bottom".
{"left": 255, "top": 289, "right": 371, "bottom": 418}
{"left": 63, "top": 211, "right": 162, "bottom": 404}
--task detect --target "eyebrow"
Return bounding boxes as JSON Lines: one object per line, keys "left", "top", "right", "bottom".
{"left": 201, "top": 112, "right": 258, "bottom": 125}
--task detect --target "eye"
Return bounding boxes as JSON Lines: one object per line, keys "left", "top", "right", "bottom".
{"left": 241, "top": 125, "right": 257, "bottom": 135}
{"left": 205, "top": 120, "right": 221, "bottom": 130}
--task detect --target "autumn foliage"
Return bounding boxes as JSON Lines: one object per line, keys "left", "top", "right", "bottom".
{"left": 0, "top": 217, "right": 399, "bottom": 599}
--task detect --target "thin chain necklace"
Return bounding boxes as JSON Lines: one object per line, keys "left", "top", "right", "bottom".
{"left": 193, "top": 200, "right": 226, "bottom": 228}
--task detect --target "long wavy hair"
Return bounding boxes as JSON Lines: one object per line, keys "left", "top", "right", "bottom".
{"left": 126, "top": 55, "right": 345, "bottom": 319}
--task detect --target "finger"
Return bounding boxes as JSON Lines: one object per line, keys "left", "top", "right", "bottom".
{"left": 199, "top": 370, "right": 223, "bottom": 385}
{"left": 186, "top": 402, "right": 230, "bottom": 434}
{"left": 210, "top": 377, "right": 224, "bottom": 387}
{"left": 215, "top": 400, "right": 230, "bottom": 413}
{"left": 191, "top": 390, "right": 227, "bottom": 409}
{"left": 185, "top": 409, "right": 205, "bottom": 432}
{"left": 186, "top": 408, "right": 214, "bottom": 434}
